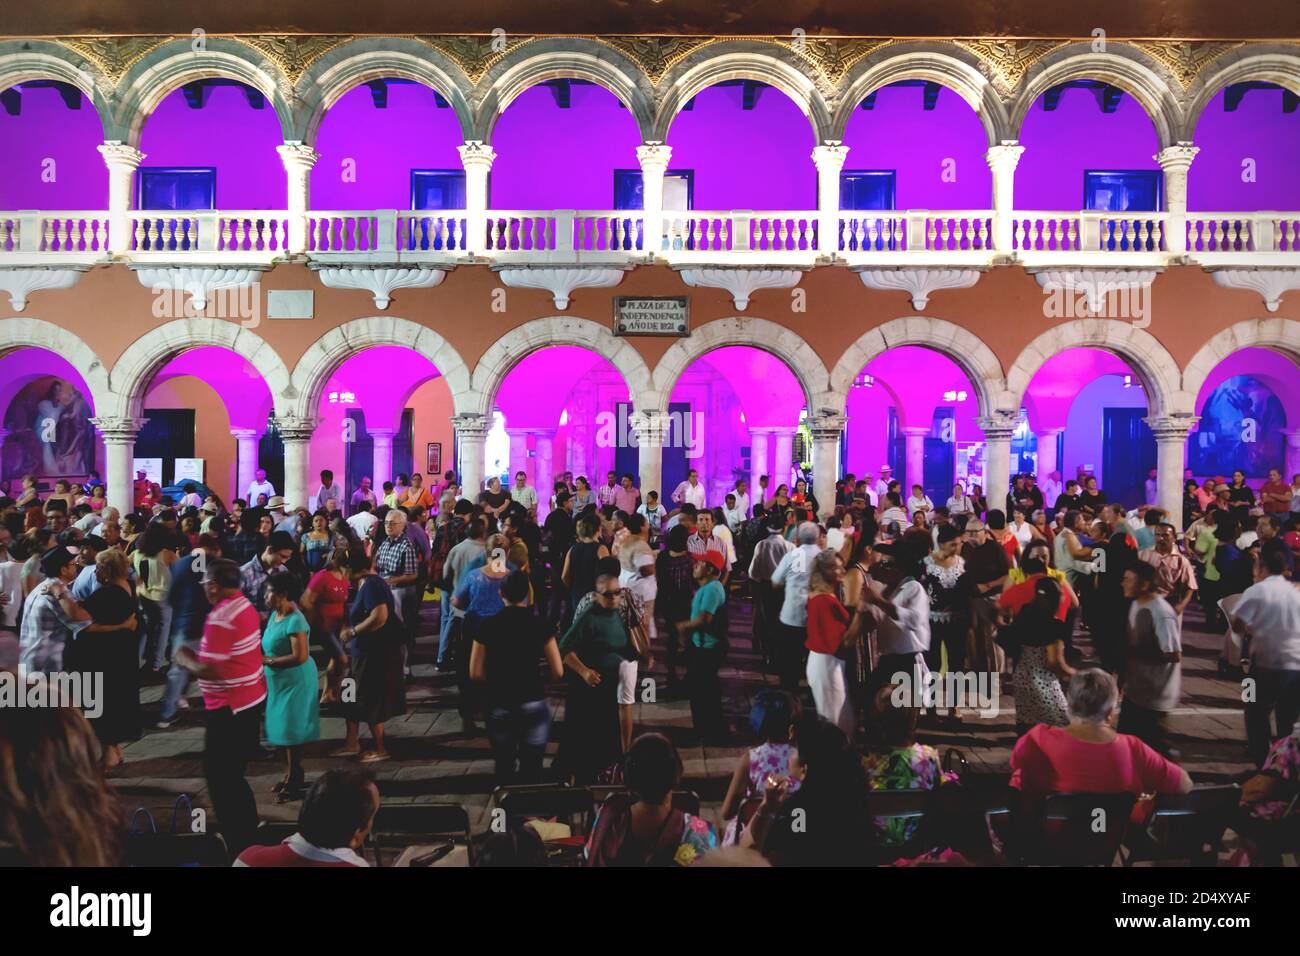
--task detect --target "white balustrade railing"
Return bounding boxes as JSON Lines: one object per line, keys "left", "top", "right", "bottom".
{"left": 3, "top": 208, "right": 1298, "bottom": 265}
{"left": 130, "top": 210, "right": 290, "bottom": 255}
{"left": 0, "top": 211, "right": 111, "bottom": 255}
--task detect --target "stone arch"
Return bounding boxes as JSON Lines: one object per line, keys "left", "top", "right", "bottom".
{"left": 293, "top": 38, "right": 476, "bottom": 143}
{"left": 0, "top": 318, "right": 113, "bottom": 415}
{"left": 1010, "top": 44, "right": 1185, "bottom": 150}
{"left": 289, "top": 316, "right": 474, "bottom": 422}
{"left": 651, "top": 41, "right": 834, "bottom": 143}
{"left": 469, "top": 316, "right": 654, "bottom": 419}
{"left": 647, "top": 317, "right": 831, "bottom": 415}
{"left": 1005, "top": 320, "right": 1187, "bottom": 418}
{"left": 0, "top": 42, "right": 115, "bottom": 140}
{"left": 829, "top": 317, "right": 1006, "bottom": 420}
{"left": 474, "top": 38, "right": 656, "bottom": 142}
{"left": 831, "top": 44, "right": 1011, "bottom": 146}
{"left": 1180, "top": 318, "right": 1300, "bottom": 407}
{"left": 112, "top": 39, "right": 295, "bottom": 147}
{"left": 1184, "top": 48, "right": 1300, "bottom": 141}
{"left": 106, "top": 319, "right": 293, "bottom": 420}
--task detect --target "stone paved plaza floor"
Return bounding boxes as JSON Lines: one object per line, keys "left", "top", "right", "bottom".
{"left": 111, "top": 589, "right": 1260, "bottom": 845}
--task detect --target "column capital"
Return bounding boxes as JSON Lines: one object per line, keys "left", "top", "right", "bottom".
{"left": 272, "top": 415, "right": 317, "bottom": 443}
{"left": 636, "top": 141, "right": 673, "bottom": 170}
{"left": 900, "top": 425, "right": 931, "bottom": 439}
{"left": 230, "top": 427, "right": 261, "bottom": 440}
{"left": 811, "top": 141, "right": 850, "bottom": 171}
{"left": 277, "top": 142, "right": 320, "bottom": 171}
{"left": 807, "top": 413, "right": 847, "bottom": 441}
{"left": 1143, "top": 414, "right": 1199, "bottom": 441}
{"left": 628, "top": 408, "right": 672, "bottom": 447}
{"left": 457, "top": 140, "right": 497, "bottom": 169}
{"left": 1036, "top": 425, "right": 1066, "bottom": 438}
{"left": 984, "top": 141, "right": 1025, "bottom": 172}
{"left": 977, "top": 412, "right": 1020, "bottom": 442}
{"left": 451, "top": 412, "right": 492, "bottom": 441}
{"left": 1154, "top": 143, "right": 1199, "bottom": 171}
{"left": 97, "top": 142, "right": 145, "bottom": 170}
{"left": 91, "top": 416, "right": 145, "bottom": 442}
{"left": 367, "top": 427, "right": 397, "bottom": 440}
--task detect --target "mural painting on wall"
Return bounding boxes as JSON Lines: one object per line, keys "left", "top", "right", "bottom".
{"left": 1190, "top": 376, "right": 1286, "bottom": 479}
{"left": 2, "top": 378, "right": 97, "bottom": 482}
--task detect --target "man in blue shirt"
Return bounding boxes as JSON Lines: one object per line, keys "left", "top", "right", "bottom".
{"left": 675, "top": 551, "right": 728, "bottom": 744}
{"left": 157, "top": 534, "right": 222, "bottom": 727}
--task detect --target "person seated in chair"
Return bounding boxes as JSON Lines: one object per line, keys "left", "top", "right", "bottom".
{"left": 235, "top": 769, "right": 379, "bottom": 867}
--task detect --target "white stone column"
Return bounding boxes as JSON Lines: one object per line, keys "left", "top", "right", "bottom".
{"left": 369, "top": 427, "right": 395, "bottom": 489}
{"left": 275, "top": 418, "right": 316, "bottom": 512}
{"left": 97, "top": 143, "right": 145, "bottom": 255}
{"left": 984, "top": 141, "right": 1025, "bottom": 253}
{"left": 977, "top": 414, "right": 1018, "bottom": 517}
{"left": 809, "top": 414, "right": 846, "bottom": 520}
{"left": 458, "top": 141, "right": 497, "bottom": 257}
{"left": 534, "top": 428, "right": 556, "bottom": 516}
{"left": 1155, "top": 143, "right": 1199, "bottom": 255}
{"left": 631, "top": 409, "right": 670, "bottom": 503}
{"left": 749, "top": 428, "right": 771, "bottom": 499}
{"left": 92, "top": 416, "right": 144, "bottom": 514}
{"left": 812, "top": 141, "right": 850, "bottom": 258}
{"left": 901, "top": 425, "right": 929, "bottom": 494}
{"left": 1283, "top": 429, "right": 1300, "bottom": 480}
{"left": 1145, "top": 415, "right": 1198, "bottom": 524}
{"left": 1035, "top": 427, "right": 1065, "bottom": 479}
{"left": 772, "top": 429, "right": 796, "bottom": 491}
{"left": 636, "top": 142, "right": 672, "bottom": 257}
{"left": 277, "top": 142, "right": 319, "bottom": 255}
{"left": 231, "top": 428, "right": 261, "bottom": 502}
{"left": 452, "top": 414, "right": 490, "bottom": 501}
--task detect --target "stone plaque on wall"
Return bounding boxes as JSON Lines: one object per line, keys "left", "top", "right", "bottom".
{"left": 613, "top": 296, "right": 689, "bottom": 336}
{"left": 267, "top": 290, "right": 314, "bottom": 320}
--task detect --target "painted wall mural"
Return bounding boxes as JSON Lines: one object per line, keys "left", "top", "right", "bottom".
{"left": 1190, "top": 375, "right": 1286, "bottom": 478}
{"left": 2, "top": 377, "right": 97, "bottom": 481}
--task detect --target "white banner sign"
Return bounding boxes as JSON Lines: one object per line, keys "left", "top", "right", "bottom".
{"left": 173, "top": 458, "right": 206, "bottom": 484}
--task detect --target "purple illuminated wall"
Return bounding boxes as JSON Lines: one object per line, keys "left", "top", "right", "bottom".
{"left": 1016, "top": 89, "right": 1159, "bottom": 210}
{"left": 841, "top": 85, "right": 991, "bottom": 208}
{"left": 1190, "top": 88, "right": 1300, "bottom": 210}
{"left": 0, "top": 86, "right": 107, "bottom": 209}
{"left": 312, "top": 83, "right": 465, "bottom": 210}
{"left": 138, "top": 85, "right": 284, "bottom": 209}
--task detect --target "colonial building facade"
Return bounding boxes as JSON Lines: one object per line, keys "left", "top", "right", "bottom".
{"left": 1, "top": 28, "right": 1299, "bottom": 517}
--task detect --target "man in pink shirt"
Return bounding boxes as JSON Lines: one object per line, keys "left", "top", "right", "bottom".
{"left": 176, "top": 558, "right": 267, "bottom": 855}
{"left": 612, "top": 473, "right": 641, "bottom": 514}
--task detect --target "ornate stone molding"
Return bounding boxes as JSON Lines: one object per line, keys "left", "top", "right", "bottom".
{"left": 1209, "top": 268, "right": 1300, "bottom": 312}
{"left": 976, "top": 412, "right": 1022, "bottom": 443}
{"left": 627, "top": 408, "right": 673, "bottom": 447}
{"left": 450, "top": 412, "right": 492, "bottom": 441}
{"left": 90, "top": 415, "right": 147, "bottom": 443}
{"left": 313, "top": 266, "right": 448, "bottom": 309}
{"left": 806, "top": 412, "right": 848, "bottom": 441}
{"left": 856, "top": 267, "right": 982, "bottom": 310}
{"left": 1144, "top": 414, "right": 1201, "bottom": 442}
{"left": 0, "top": 267, "right": 87, "bottom": 310}
{"left": 132, "top": 266, "right": 267, "bottom": 311}
{"left": 677, "top": 268, "right": 803, "bottom": 311}
{"left": 1031, "top": 268, "right": 1159, "bottom": 315}
{"left": 494, "top": 266, "right": 627, "bottom": 310}
{"left": 271, "top": 415, "right": 318, "bottom": 443}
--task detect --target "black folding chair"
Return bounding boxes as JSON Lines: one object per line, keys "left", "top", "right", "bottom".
{"left": 123, "top": 831, "right": 229, "bottom": 867}
{"left": 493, "top": 786, "right": 596, "bottom": 865}
{"left": 368, "top": 804, "right": 474, "bottom": 867}
{"left": 1009, "top": 792, "right": 1136, "bottom": 866}
{"left": 1121, "top": 785, "right": 1241, "bottom": 866}
{"left": 589, "top": 786, "right": 701, "bottom": 817}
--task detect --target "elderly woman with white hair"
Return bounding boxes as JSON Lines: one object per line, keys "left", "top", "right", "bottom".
{"left": 1010, "top": 668, "right": 1192, "bottom": 795}
{"left": 770, "top": 521, "right": 826, "bottom": 694}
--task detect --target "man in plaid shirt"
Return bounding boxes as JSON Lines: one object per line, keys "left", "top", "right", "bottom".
{"left": 375, "top": 509, "right": 422, "bottom": 653}
{"left": 239, "top": 531, "right": 294, "bottom": 624}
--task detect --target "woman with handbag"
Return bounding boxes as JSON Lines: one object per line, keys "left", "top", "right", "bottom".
{"left": 335, "top": 550, "right": 406, "bottom": 764}
{"left": 803, "top": 549, "right": 866, "bottom": 738}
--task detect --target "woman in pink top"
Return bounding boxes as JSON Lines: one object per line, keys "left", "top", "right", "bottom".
{"left": 1011, "top": 668, "right": 1192, "bottom": 796}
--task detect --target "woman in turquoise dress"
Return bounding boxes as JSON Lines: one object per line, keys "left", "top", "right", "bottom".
{"left": 262, "top": 574, "right": 321, "bottom": 802}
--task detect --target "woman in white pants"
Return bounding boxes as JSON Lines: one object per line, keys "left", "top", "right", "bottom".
{"left": 803, "top": 549, "right": 866, "bottom": 737}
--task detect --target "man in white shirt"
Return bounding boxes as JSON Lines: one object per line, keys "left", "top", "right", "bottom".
{"left": 721, "top": 493, "right": 747, "bottom": 534}
{"left": 874, "top": 466, "right": 893, "bottom": 503}
{"left": 636, "top": 491, "right": 667, "bottom": 540}
{"left": 178, "top": 483, "right": 204, "bottom": 509}
{"left": 313, "top": 469, "right": 343, "bottom": 513}
{"left": 346, "top": 500, "right": 379, "bottom": 540}
{"left": 510, "top": 470, "right": 538, "bottom": 517}
{"left": 770, "top": 522, "right": 823, "bottom": 692}
{"left": 246, "top": 468, "right": 276, "bottom": 503}
{"left": 732, "top": 479, "right": 751, "bottom": 520}
{"left": 1144, "top": 467, "right": 1159, "bottom": 507}
{"left": 906, "top": 484, "right": 934, "bottom": 522}
{"left": 1040, "top": 470, "right": 1062, "bottom": 513}
{"left": 1232, "top": 539, "right": 1300, "bottom": 765}
{"left": 672, "top": 469, "right": 707, "bottom": 510}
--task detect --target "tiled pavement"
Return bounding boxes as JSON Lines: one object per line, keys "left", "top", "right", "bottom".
{"left": 112, "top": 591, "right": 1257, "bottom": 837}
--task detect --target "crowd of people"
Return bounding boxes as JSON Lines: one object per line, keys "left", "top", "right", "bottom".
{"left": 2, "top": 459, "right": 1298, "bottom": 867}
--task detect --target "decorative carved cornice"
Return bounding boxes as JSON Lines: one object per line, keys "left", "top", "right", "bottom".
{"left": 415, "top": 34, "right": 532, "bottom": 84}
{"left": 58, "top": 36, "right": 170, "bottom": 85}
{"left": 1131, "top": 40, "right": 1244, "bottom": 90}
{"left": 601, "top": 36, "right": 712, "bottom": 84}
{"left": 951, "top": 39, "right": 1067, "bottom": 96}
{"left": 239, "top": 34, "right": 352, "bottom": 84}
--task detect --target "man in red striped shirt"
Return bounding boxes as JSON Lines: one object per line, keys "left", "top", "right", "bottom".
{"left": 176, "top": 558, "right": 267, "bottom": 855}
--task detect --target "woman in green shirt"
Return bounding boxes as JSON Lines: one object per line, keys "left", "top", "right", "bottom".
{"left": 262, "top": 574, "right": 320, "bottom": 801}
{"left": 557, "top": 570, "right": 632, "bottom": 782}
